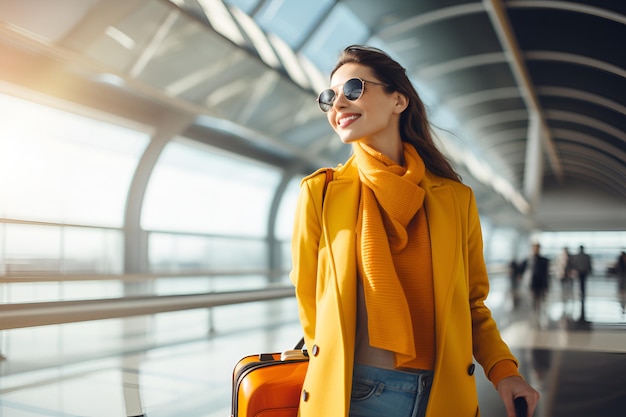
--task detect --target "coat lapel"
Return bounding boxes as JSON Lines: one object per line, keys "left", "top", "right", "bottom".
{"left": 423, "top": 175, "right": 461, "bottom": 326}
{"left": 321, "top": 162, "right": 360, "bottom": 333}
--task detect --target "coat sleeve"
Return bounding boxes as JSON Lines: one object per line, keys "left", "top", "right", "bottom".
{"left": 289, "top": 172, "right": 326, "bottom": 347}
{"left": 465, "top": 189, "right": 521, "bottom": 380}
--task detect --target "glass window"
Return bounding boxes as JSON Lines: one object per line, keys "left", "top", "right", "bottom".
{"left": 149, "top": 233, "right": 212, "bottom": 271}
{"left": 487, "top": 227, "right": 520, "bottom": 264}
{"left": 148, "top": 233, "right": 267, "bottom": 271}
{"left": 274, "top": 176, "right": 301, "bottom": 240}
{"left": 207, "top": 237, "right": 266, "bottom": 269}
{"left": 0, "top": 93, "right": 149, "bottom": 227}
{"left": 6, "top": 281, "right": 124, "bottom": 303}
{"left": 1, "top": 223, "right": 123, "bottom": 275}
{"left": 3, "top": 223, "right": 62, "bottom": 274}
{"left": 63, "top": 227, "right": 124, "bottom": 274}
{"left": 254, "top": 0, "right": 335, "bottom": 48}
{"left": 301, "top": 3, "right": 370, "bottom": 74}
{"left": 223, "top": 0, "right": 261, "bottom": 14}
{"left": 532, "top": 231, "right": 626, "bottom": 273}
{"left": 142, "top": 138, "right": 281, "bottom": 237}
{"left": 275, "top": 174, "right": 310, "bottom": 274}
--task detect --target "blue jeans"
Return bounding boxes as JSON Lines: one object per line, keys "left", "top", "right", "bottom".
{"left": 349, "top": 363, "right": 433, "bottom": 417}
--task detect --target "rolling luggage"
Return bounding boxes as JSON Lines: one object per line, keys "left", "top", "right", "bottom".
{"left": 230, "top": 340, "right": 309, "bottom": 417}
{"left": 231, "top": 169, "right": 330, "bottom": 417}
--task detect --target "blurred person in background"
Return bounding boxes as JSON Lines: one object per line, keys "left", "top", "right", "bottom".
{"left": 616, "top": 251, "right": 626, "bottom": 314}
{"left": 520, "top": 243, "right": 550, "bottom": 327}
{"left": 571, "top": 245, "right": 592, "bottom": 322}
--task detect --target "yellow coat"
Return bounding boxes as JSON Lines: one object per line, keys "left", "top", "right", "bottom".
{"left": 290, "top": 155, "right": 518, "bottom": 417}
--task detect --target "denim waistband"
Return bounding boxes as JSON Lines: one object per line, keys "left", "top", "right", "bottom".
{"left": 353, "top": 363, "right": 433, "bottom": 393}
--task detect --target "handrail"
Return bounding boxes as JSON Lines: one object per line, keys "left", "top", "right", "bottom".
{"left": 0, "top": 265, "right": 515, "bottom": 331}
{"left": 0, "top": 269, "right": 290, "bottom": 283}
{"left": 0, "top": 285, "right": 295, "bottom": 330}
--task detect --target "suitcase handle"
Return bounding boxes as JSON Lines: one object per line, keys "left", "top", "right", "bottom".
{"left": 280, "top": 349, "right": 309, "bottom": 361}
{"left": 281, "top": 337, "right": 308, "bottom": 361}
{"left": 295, "top": 337, "right": 305, "bottom": 350}
{"left": 514, "top": 397, "right": 527, "bottom": 417}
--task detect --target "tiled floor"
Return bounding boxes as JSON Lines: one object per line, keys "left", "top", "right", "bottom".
{"left": 1, "top": 275, "right": 625, "bottom": 417}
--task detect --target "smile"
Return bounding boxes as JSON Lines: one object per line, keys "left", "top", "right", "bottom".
{"left": 338, "top": 114, "right": 360, "bottom": 127}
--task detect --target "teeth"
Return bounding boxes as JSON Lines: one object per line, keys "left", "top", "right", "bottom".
{"left": 339, "top": 115, "right": 358, "bottom": 125}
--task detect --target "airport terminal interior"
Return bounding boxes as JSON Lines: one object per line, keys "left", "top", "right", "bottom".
{"left": 1, "top": 0, "right": 625, "bottom": 416}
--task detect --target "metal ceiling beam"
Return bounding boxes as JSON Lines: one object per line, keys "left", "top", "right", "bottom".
{"left": 537, "top": 87, "right": 626, "bottom": 116}
{"left": 553, "top": 129, "right": 626, "bottom": 162}
{"left": 523, "top": 113, "right": 543, "bottom": 209}
{"left": 378, "top": 3, "right": 484, "bottom": 38}
{"left": 129, "top": 8, "right": 181, "bottom": 77}
{"left": 546, "top": 110, "right": 626, "bottom": 144}
{"left": 483, "top": 0, "right": 564, "bottom": 204}
{"left": 525, "top": 51, "right": 626, "bottom": 78}
{"left": 443, "top": 87, "right": 521, "bottom": 111}
{"left": 508, "top": 1, "right": 626, "bottom": 25}
{"left": 554, "top": 162, "right": 626, "bottom": 199}
{"left": 59, "top": 0, "right": 146, "bottom": 51}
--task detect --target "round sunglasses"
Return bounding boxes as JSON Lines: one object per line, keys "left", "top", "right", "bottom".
{"left": 316, "top": 77, "right": 389, "bottom": 112}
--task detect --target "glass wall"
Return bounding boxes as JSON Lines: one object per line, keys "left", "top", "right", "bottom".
{"left": 142, "top": 137, "right": 283, "bottom": 273}
{"left": 0, "top": 93, "right": 149, "bottom": 278}
{"left": 274, "top": 177, "right": 301, "bottom": 271}
{"left": 0, "top": 94, "right": 148, "bottom": 227}
{"left": 530, "top": 230, "right": 626, "bottom": 275}
{"left": 0, "top": 91, "right": 299, "bottom": 308}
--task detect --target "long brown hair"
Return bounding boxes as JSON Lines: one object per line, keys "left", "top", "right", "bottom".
{"left": 331, "top": 45, "right": 461, "bottom": 182}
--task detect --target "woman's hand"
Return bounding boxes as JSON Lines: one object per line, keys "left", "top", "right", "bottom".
{"left": 496, "top": 376, "right": 540, "bottom": 417}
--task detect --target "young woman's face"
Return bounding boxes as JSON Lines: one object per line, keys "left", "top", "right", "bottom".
{"left": 326, "top": 63, "right": 406, "bottom": 148}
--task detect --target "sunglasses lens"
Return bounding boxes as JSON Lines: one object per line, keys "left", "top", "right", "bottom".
{"left": 317, "top": 78, "right": 366, "bottom": 112}
{"left": 318, "top": 89, "right": 335, "bottom": 112}
{"left": 343, "top": 78, "right": 364, "bottom": 101}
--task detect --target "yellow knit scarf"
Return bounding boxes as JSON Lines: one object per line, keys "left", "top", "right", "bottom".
{"left": 354, "top": 142, "right": 432, "bottom": 368}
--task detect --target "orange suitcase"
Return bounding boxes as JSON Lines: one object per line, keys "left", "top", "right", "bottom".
{"left": 231, "top": 343, "right": 309, "bottom": 417}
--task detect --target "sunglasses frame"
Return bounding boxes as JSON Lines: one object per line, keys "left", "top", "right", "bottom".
{"left": 316, "top": 77, "right": 389, "bottom": 112}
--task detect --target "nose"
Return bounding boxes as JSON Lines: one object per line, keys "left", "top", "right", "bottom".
{"left": 332, "top": 89, "right": 350, "bottom": 110}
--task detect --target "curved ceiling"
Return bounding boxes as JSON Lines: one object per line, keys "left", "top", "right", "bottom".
{"left": 0, "top": 0, "right": 624, "bottom": 231}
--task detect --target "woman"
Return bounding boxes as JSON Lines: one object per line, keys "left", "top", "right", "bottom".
{"left": 290, "top": 45, "right": 539, "bottom": 417}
